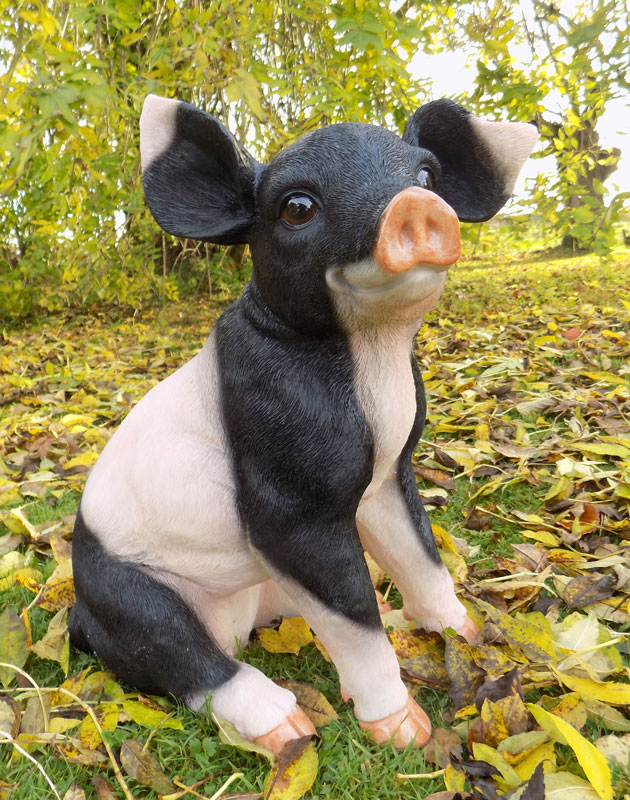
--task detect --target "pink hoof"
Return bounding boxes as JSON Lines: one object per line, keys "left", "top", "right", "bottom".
{"left": 253, "top": 706, "right": 316, "bottom": 756}
{"left": 457, "top": 614, "right": 479, "bottom": 642}
{"left": 375, "top": 590, "right": 392, "bottom": 614}
{"left": 402, "top": 609, "right": 479, "bottom": 643}
{"left": 359, "top": 695, "right": 431, "bottom": 749}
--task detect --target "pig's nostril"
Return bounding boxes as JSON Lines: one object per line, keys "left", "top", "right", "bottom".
{"left": 400, "top": 221, "right": 416, "bottom": 249}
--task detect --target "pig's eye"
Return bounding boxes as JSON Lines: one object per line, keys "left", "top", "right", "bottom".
{"left": 417, "top": 167, "right": 436, "bottom": 191}
{"left": 280, "top": 194, "right": 318, "bottom": 227}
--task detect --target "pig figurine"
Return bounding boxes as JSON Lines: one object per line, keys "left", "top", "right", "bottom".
{"left": 70, "top": 94, "right": 536, "bottom": 753}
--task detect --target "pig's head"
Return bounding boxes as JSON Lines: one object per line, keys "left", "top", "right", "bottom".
{"left": 140, "top": 96, "right": 536, "bottom": 334}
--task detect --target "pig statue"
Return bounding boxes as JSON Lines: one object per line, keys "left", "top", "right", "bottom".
{"left": 70, "top": 94, "right": 536, "bottom": 753}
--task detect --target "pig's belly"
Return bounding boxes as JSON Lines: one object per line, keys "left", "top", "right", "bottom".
{"left": 80, "top": 342, "right": 270, "bottom": 595}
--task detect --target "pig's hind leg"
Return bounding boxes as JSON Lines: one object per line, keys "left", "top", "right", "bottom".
{"left": 357, "top": 474, "right": 478, "bottom": 641}
{"left": 70, "top": 513, "right": 314, "bottom": 752}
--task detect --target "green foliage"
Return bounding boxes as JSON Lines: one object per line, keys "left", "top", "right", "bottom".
{"left": 0, "top": 0, "right": 440, "bottom": 321}
{"left": 457, "top": 0, "right": 630, "bottom": 256}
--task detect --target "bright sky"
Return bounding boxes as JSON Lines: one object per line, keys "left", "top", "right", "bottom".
{"left": 410, "top": 50, "right": 630, "bottom": 210}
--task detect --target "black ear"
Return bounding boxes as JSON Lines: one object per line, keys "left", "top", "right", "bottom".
{"left": 403, "top": 99, "right": 537, "bottom": 223}
{"left": 140, "top": 95, "right": 260, "bottom": 244}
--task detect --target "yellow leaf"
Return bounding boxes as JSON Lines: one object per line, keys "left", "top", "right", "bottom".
{"left": 60, "top": 413, "right": 94, "bottom": 428}
{"left": 480, "top": 602, "right": 557, "bottom": 663}
{"left": 79, "top": 702, "right": 118, "bottom": 749}
{"left": 519, "top": 529, "right": 560, "bottom": 546}
{"left": 432, "top": 524, "right": 459, "bottom": 554}
{"left": 554, "top": 671, "right": 630, "bottom": 706}
{"left": 49, "top": 717, "right": 81, "bottom": 734}
{"left": 50, "top": 668, "right": 92, "bottom": 707}
{"left": 36, "top": 576, "right": 76, "bottom": 612}
{"left": 213, "top": 714, "right": 274, "bottom": 762}
{"left": 257, "top": 617, "right": 313, "bottom": 655}
{"left": 121, "top": 700, "right": 183, "bottom": 730}
{"left": 264, "top": 738, "right": 318, "bottom": 800}
{"left": 528, "top": 703, "right": 612, "bottom": 800}
{"left": 275, "top": 681, "right": 338, "bottom": 728}
{"left": 480, "top": 698, "right": 510, "bottom": 748}
{"left": 0, "top": 607, "right": 28, "bottom": 686}
{"left": 583, "top": 697, "right": 630, "bottom": 732}
{"left": 31, "top": 607, "right": 70, "bottom": 675}
{"left": 64, "top": 452, "right": 99, "bottom": 469}
{"left": 472, "top": 742, "right": 522, "bottom": 788}
{"left": 510, "top": 741, "right": 556, "bottom": 781}
{"left": 444, "top": 763, "right": 466, "bottom": 792}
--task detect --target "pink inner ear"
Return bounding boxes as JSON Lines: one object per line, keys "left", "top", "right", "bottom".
{"left": 374, "top": 187, "right": 461, "bottom": 274}
{"left": 470, "top": 117, "right": 538, "bottom": 194}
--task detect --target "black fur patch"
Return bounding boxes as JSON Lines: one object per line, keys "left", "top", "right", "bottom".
{"left": 142, "top": 101, "right": 260, "bottom": 243}
{"left": 215, "top": 282, "right": 381, "bottom": 628}
{"left": 403, "top": 99, "right": 509, "bottom": 223}
{"left": 70, "top": 511, "right": 237, "bottom": 699}
{"left": 397, "top": 353, "right": 442, "bottom": 564}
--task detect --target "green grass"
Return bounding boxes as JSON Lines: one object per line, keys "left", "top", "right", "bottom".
{"left": 2, "top": 249, "right": 630, "bottom": 798}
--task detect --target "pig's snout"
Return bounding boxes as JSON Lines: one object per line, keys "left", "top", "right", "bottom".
{"left": 374, "top": 187, "right": 461, "bottom": 274}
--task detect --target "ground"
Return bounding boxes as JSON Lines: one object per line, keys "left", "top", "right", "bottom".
{"left": 1, "top": 251, "right": 630, "bottom": 800}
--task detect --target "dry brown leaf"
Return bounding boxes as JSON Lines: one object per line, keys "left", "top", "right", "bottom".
{"left": 275, "top": 681, "right": 338, "bottom": 728}
{"left": 0, "top": 696, "right": 21, "bottom": 739}
{"left": 120, "top": 738, "right": 175, "bottom": 795}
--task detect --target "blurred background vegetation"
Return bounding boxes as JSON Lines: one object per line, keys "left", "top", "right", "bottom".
{"left": 0, "top": 0, "right": 628, "bottom": 322}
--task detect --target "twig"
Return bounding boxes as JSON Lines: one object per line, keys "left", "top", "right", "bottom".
{"left": 164, "top": 776, "right": 216, "bottom": 800}
{"left": 397, "top": 767, "right": 446, "bottom": 780}
{"left": 0, "top": 661, "right": 49, "bottom": 732}
{"left": 0, "top": 730, "right": 61, "bottom": 800}
{"left": 0, "top": 665, "right": 134, "bottom": 800}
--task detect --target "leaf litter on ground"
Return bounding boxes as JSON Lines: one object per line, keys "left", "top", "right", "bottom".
{"left": 1, "top": 252, "right": 630, "bottom": 798}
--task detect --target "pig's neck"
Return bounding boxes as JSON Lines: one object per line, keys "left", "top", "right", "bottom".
{"left": 242, "top": 279, "right": 346, "bottom": 341}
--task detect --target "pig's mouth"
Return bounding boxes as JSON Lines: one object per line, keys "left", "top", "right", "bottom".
{"left": 325, "top": 259, "right": 453, "bottom": 299}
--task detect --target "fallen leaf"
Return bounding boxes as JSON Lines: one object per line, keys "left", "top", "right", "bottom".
{"left": 479, "top": 699, "right": 510, "bottom": 748}
{"left": 0, "top": 607, "right": 28, "bottom": 686}
{"left": 275, "top": 681, "right": 338, "bottom": 728}
{"left": 413, "top": 465, "right": 456, "bottom": 489}
{"left": 52, "top": 738, "right": 108, "bottom": 766}
{"left": 547, "top": 693, "right": 587, "bottom": 730}
{"left": 583, "top": 697, "right": 630, "bottom": 732}
{"left": 31, "top": 606, "right": 70, "bottom": 674}
{"left": 257, "top": 618, "right": 313, "bottom": 655}
{"left": 528, "top": 703, "right": 612, "bottom": 800}
{"left": 121, "top": 699, "right": 183, "bottom": 730}
{"left": 120, "top": 738, "right": 175, "bottom": 795}
{"left": 554, "top": 672, "right": 630, "bottom": 706}
{"left": 541, "top": 770, "right": 600, "bottom": 798}
{"left": 79, "top": 702, "right": 118, "bottom": 749}
{"left": 20, "top": 695, "right": 49, "bottom": 734}
{"left": 91, "top": 776, "right": 118, "bottom": 800}
{"left": 563, "top": 574, "right": 616, "bottom": 608}
{"left": 471, "top": 742, "right": 522, "bottom": 789}
{"left": 445, "top": 637, "right": 485, "bottom": 708}
{"left": 213, "top": 714, "right": 274, "bottom": 762}
{"left": 62, "top": 783, "right": 86, "bottom": 800}
{"left": 263, "top": 736, "right": 318, "bottom": 800}
{"left": 0, "top": 696, "right": 21, "bottom": 738}
{"left": 424, "top": 727, "right": 463, "bottom": 767}
{"left": 0, "top": 782, "right": 18, "bottom": 800}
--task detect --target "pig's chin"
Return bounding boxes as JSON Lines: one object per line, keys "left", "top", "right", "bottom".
{"left": 325, "top": 259, "right": 452, "bottom": 308}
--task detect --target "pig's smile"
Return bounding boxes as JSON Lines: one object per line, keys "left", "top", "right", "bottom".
{"left": 325, "top": 258, "right": 453, "bottom": 300}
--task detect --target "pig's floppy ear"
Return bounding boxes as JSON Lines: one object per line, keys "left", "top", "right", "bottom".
{"left": 140, "top": 94, "right": 260, "bottom": 244}
{"left": 403, "top": 99, "right": 537, "bottom": 223}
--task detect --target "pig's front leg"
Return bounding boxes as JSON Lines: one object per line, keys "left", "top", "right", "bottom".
{"left": 357, "top": 473, "right": 477, "bottom": 641}
{"left": 257, "top": 551, "right": 432, "bottom": 749}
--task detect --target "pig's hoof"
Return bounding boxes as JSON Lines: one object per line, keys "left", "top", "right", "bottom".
{"left": 457, "top": 614, "right": 479, "bottom": 642}
{"left": 359, "top": 695, "right": 431, "bottom": 749}
{"left": 253, "top": 706, "right": 316, "bottom": 756}
{"left": 375, "top": 589, "right": 392, "bottom": 614}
